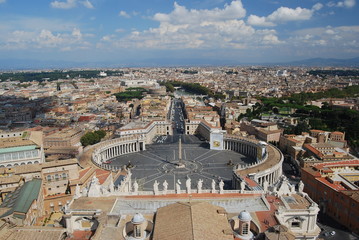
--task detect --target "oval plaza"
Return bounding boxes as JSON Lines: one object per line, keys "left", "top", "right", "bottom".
{"left": 91, "top": 119, "right": 283, "bottom": 191}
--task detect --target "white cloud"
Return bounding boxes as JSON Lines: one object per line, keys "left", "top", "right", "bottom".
{"left": 247, "top": 4, "right": 321, "bottom": 27}
{"left": 312, "top": 3, "right": 323, "bottom": 11}
{"left": 267, "top": 7, "right": 313, "bottom": 22}
{"left": 50, "top": 0, "right": 94, "bottom": 9}
{"left": 51, "top": 0, "right": 77, "bottom": 9}
{"left": 327, "top": 0, "right": 356, "bottom": 8}
{"left": 119, "top": 11, "right": 130, "bottom": 18}
{"left": 290, "top": 25, "right": 359, "bottom": 49}
{"left": 0, "top": 0, "right": 6, "bottom": 4}
{"left": 325, "top": 29, "right": 335, "bottom": 34}
{"left": 82, "top": 0, "right": 94, "bottom": 9}
{"left": 1, "top": 27, "right": 91, "bottom": 50}
{"left": 262, "top": 34, "right": 282, "bottom": 45}
{"left": 337, "top": 0, "right": 356, "bottom": 7}
{"left": 247, "top": 15, "right": 275, "bottom": 27}
{"left": 37, "top": 29, "right": 63, "bottom": 47}
{"left": 107, "top": 1, "right": 283, "bottom": 50}
{"left": 153, "top": 1, "right": 246, "bottom": 25}
{"left": 72, "top": 28, "right": 82, "bottom": 40}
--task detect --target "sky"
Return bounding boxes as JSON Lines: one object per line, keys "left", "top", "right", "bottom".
{"left": 0, "top": 0, "right": 358, "bottom": 66}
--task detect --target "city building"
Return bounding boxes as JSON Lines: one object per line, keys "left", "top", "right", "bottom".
{"left": 0, "top": 178, "right": 43, "bottom": 226}
{"left": 115, "top": 120, "right": 172, "bottom": 144}
{"left": 0, "top": 131, "right": 45, "bottom": 168}
{"left": 301, "top": 142, "right": 354, "bottom": 167}
{"left": 279, "top": 133, "right": 316, "bottom": 162}
{"left": 240, "top": 119, "right": 283, "bottom": 143}
{"left": 301, "top": 160, "right": 359, "bottom": 234}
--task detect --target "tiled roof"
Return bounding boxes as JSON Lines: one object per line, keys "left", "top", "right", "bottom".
{"left": 152, "top": 201, "right": 233, "bottom": 240}
{"left": 0, "top": 178, "right": 42, "bottom": 219}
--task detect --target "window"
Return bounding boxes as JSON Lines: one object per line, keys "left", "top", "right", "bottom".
{"left": 291, "top": 221, "right": 301, "bottom": 228}
{"left": 134, "top": 226, "right": 141, "bottom": 237}
{"left": 242, "top": 223, "right": 249, "bottom": 235}
{"left": 48, "top": 188, "right": 51, "bottom": 190}
{"left": 55, "top": 174, "right": 59, "bottom": 181}
{"left": 47, "top": 175, "right": 52, "bottom": 182}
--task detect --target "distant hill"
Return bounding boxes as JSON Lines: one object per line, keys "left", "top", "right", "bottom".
{"left": 279, "top": 57, "right": 359, "bottom": 67}
{"left": 0, "top": 56, "right": 358, "bottom": 70}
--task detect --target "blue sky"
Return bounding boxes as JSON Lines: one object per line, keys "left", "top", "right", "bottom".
{"left": 0, "top": 0, "right": 358, "bottom": 65}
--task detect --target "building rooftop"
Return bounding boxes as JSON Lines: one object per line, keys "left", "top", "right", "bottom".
{"left": 0, "top": 178, "right": 42, "bottom": 219}
{"left": 0, "top": 226, "right": 66, "bottom": 240}
{"left": 152, "top": 201, "right": 233, "bottom": 240}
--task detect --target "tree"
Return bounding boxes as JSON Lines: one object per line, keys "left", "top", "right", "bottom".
{"left": 81, "top": 130, "right": 107, "bottom": 147}
{"left": 294, "top": 121, "right": 309, "bottom": 135}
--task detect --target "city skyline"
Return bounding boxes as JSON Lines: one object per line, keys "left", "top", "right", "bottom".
{"left": 0, "top": 0, "right": 358, "bottom": 66}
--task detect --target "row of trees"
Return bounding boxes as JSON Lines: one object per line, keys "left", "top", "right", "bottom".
{"left": 113, "top": 88, "right": 147, "bottom": 102}
{"left": 259, "top": 85, "right": 359, "bottom": 107}
{"left": 80, "top": 130, "right": 106, "bottom": 147}
{"left": 308, "top": 69, "right": 359, "bottom": 77}
{"left": 0, "top": 70, "right": 124, "bottom": 82}
{"left": 163, "top": 81, "right": 225, "bottom": 100}
{"left": 239, "top": 86, "right": 359, "bottom": 147}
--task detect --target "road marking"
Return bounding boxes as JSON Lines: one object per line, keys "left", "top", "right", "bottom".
{"left": 136, "top": 153, "right": 164, "bottom": 164}
{"left": 192, "top": 150, "right": 214, "bottom": 161}
{"left": 196, "top": 151, "right": 222, "bottom": 162}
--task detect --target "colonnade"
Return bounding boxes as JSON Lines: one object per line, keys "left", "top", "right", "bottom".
{"left": 223, "top": 139, "right": 258, "bottom": 159}
{"left": 224, "top": 135, "right": 283, "bottom": 188}
{"left": 255, "top": 167, "right": 282, "bottom": 186}
{"left": 92, "top": 137, "right": 146, "bottom": 165}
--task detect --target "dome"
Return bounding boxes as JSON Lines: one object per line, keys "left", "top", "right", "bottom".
{"left": 131, "top": 213, "right": 145, "bottom": 224}
{"left": 238, "top": 210, "right": 252, "bottom": 221}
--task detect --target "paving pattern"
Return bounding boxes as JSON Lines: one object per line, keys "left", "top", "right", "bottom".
{"left": 109, "top": 135, "right": 254, "bottom": 191}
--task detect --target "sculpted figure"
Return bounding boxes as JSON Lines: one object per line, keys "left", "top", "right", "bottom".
{"left": 163, "top": 180, "right": 168, "bottom": 194}
{"left": 176, "top": 179, "right": 182, "bottom": 193}
{"left": 219, "top": 179, "right": 224, "bottom": 193}
{"left": 211, "top": 179, "right": 216, "bottom": 193}
{"left": 133, "top": 180, "right": 139, "bottom": 193}
{"left": 186, "top": 177, "right": 191, "bottom": 193}
{"left": 153, "top": 180, "right": 159, "bottom": 195}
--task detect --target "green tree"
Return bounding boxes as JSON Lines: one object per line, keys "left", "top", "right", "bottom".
{"left": 81, "top": 130, "right": 107, "bottom": 147}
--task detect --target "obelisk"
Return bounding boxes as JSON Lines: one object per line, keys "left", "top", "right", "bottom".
{"left": 177, "top": 136, "right": 185, "bottom": 168}
{"left": 179, "top": 137, "right": 182, "bottom": 162}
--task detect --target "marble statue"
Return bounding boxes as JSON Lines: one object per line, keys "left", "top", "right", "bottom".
{"left": 211, "top": 179, "right": 216, "bottom": 193}
{"left": 87, "top": 176, "right": 102, "bottom": 197}
{"left": 263, "top": 180, "right": 269, "bottom": 192}
{"left": 298, "top": 180, "right": 304, "bottom": 193}
{"left": 219, "top": 179, "right": 224, "bottom": 193}
{"left": 186, "top": 177, "right": 191, "bottom": 194}
{"left": 82, "top": 187, "right": 88, "bottom": 197}
{"left": 109, "top": 176, "right": 115, "bottom": 193}
{"left": 133, "top": 180, "right": 139, "bottom": 193}
{"left": 74, "top": 184, "right": 81, "bottom": 199}
{"left": 197, "top": 179, "right": 203, "bottom": 193}
{"left": 176, "top": 179, "right": 181, "bottom": 193}
{"left": 240, "top": 181, "right": 246, "bottom": 192}
{"left": 153, "top": 180, "right": 159, "bottom": 195}
{"left": 163, "top": 180, "right": 168, "bottom": 194}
